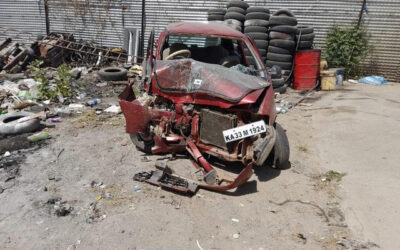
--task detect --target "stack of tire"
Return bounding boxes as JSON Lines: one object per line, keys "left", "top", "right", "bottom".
{"left": 223, "top": 1, "right": 249, "bottom": 32}
{"left": 296, "top": 26, "right": 315, "bottom": 50}
{"left": 266, "top": 9, "right": 298, "bottom": 93}
{"left": 243, "top": 6, "right": 270, "bottom": 66}
{"left": 207, "top": 8, "right": 227, "bottom": 22}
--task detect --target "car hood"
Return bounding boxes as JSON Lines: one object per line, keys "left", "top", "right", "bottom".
{"left": 153, "top": 59, "right": 269, "bottom": 103}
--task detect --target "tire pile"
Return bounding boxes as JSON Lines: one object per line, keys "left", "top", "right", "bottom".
{"left": 223, "top": 1, "right": 249, "bottom": 32}
{"left": 296, "top": 26, "right": 315, "bottom": 50}
{"left": 243, "top": 6, "right": 270, "bottom": 66}
{"left": 207, "top": 8, "right": 226, "bottom": 22}
{"left": 265, "top": 9, "right": 298, "bottom": 93}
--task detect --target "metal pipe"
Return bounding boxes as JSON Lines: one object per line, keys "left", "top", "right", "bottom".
{"left": 140, "top": 0, "right": 146, "bottom": 58}
{"left": 44, "top": 0, "right": 50, "bottom": 35}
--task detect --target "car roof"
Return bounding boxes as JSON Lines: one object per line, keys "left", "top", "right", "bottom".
{"left": 166, "top": 21, "right": 246, "bottom": 38}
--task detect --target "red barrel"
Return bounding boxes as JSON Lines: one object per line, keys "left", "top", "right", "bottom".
{"left": 293, "top": 49, "right": 321, "bottom": 90}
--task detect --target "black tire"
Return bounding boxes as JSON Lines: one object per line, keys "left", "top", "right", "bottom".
{"left": 296, "top": 26, "right": 314, "bottom": 35}
{"left": 298, "top": 40, "right": 313, "bottom": 49}
{"left": 130, "top": 134, "right": 154, "bottom": 154}
{"left": 268, "top": 46, "right": 292, "bottom": 55}
{"left": 274, "top": 84, "right": 288, "bottom": 94}
{"left": 265, "top": 60, "right": 293, "bottom": 70}
{"left": 224, "top": 12, "right": 246, "bottom": 22}
{"left": 208, "top": 15, "right": 225, "bottom": 21}
{"left": 270, "top": 25, "right": 297, "bottom": 34}
{"left": 273, "top": 9, "right": 295, "bottom": 17}
{"left": 267, "top": 52, "right": 293, "bottom": 62}
{"left": 272, "top": 77, "right": 285, "bottom": 88}
{"left": 269, "top": 39, "right": 296, "bottom": 50}
{"left": 224, "top": 19, "right": 242, "bottom": 26}
{"left": 269, "top": 31, "right": 294, "bottom": 40}
{"left": 245, "top": 12, "right": 270, "bottom": 20}
{"left": 247, "top": 6, "right": 270, "bottom": 14}
{"left": 98, "top": 67, "right": 127, "bottom": 81}
{"left": 208, "top": 8, "right": 227, "bottom": 15}
{"left": 227, "top": 0, "right": 249, "bottom": 9}
{"left": 245, "top": 56, "right": 256, "bottom": 66}
{"left": 273, "top": 123, "right": 290, "bottom": 169}
{"left": 254, "top": 40, "right": 269, "bottom": 49}
{"left": 296, "top": 33, "right": 315, "bottom": 41}
{"left": 244, "top": 26, "right": 268, "bottom": 33}
{"left": 227, "top": 7, "right": 246, "bottom": 15}
{"left": 246, "top": 32, "right": 268, "bottom": 40}
{"left": 0, "top": 111, "right": 40, "bottom": 135}
{"left": 257, "top": 48, "right": 267, "bottom": 56}
{"left": 244, "top": 19, "right": 269, "bottom": 27}
{"left": 269, "top": 16, "right": 297, "bottom": 26}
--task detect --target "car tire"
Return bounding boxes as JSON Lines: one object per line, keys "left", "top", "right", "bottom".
{"left": 0, "top": 112, "right": 40, "bottom": 135}
{"left": 269, "top": 39, "right": 296, "bottom": 50}
{"left": 224, "top": 19, "right": 242, "bottom": 26}
{"left": 244, "top": 19, "right": 269, "bottom": 27}
{"left": 245, "top": 56, "right": 256, "bottom": 66}
{"left": 244, "top": 26, "right": 268, "bottom": 33}
{"left": 227, "top": 0, "right": 249, "bottom": 9}
{"left": 269, "top": 31, "right": 294, "bottom": 40}
{"left": 272, "top": 123, "right": 290, "bottom": 169}
{"left": 208, "top": 15, "right": 225, "bottom": 21}
{"left": 298, "top": 40, "right": 313, "bottom": 49}
{"left": 208, "top": 8, "right": 227, "bottom": 15}
{"left": 273, "top": 9, "right": 295, "bottom": 17}
{"left": 224, "top": 12, "right": 246, "bottom": 22}
{"left": 268, "top": 46, "right": 292, "bottom": 55}
{"left": 254, "top": 40, "right": 269, "bottom": 49}
{"left": 265, "top": 60, "right": 293, "bottom": 70}
{"left": 227, "top": 7, "right": 246, "bottom": 15}
{"left": 130, "top": 133, "right": 154, "bottom": 154}
{"left": 272, "top": 77, "right": 285, "bottom": 88}
{"left": 270, "top": 25, "right": 297, "bottom": 34}
{"left": 98, "top": 67, "right": 127, "bottom": 81}
{"left": 296, "top": 33, "right": 315, "bottom": 41}
{"left": 247, "top": 6, "right": 270, "bottom": 14}
{"left": 246, "top": 32, "right": 268, "bottom": 40}
{"left": 257, "top": 48, "right": 267, "bottom": 56}
{"left": 296, "top": 26, "right": 314, "bottom": 35}
{"left": 245, "top": 12, "right": 270, "bottom": 20}
{"left": 269, "top": 16, "right": 298, "bottom": 26}
{"left": 267, "top": 52, "right": 293, "bottom": 62}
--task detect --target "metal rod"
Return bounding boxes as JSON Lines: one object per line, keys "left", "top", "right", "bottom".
{"left": 44, "top": 0, "right": 50, "bottom": 35}
{"left": 357, "top": 0, "right": 367, "bottom": 27}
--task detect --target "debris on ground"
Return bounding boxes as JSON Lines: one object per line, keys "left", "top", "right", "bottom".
{"left": 359, "top": 76, "right": 387, "bottom": 86}
{"left": 46, "top": 198, "right": 73, "bottom": 217}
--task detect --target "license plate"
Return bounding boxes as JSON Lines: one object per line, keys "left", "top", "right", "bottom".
{"left": 223, "top": 120, "right": 267, "bottom": 143}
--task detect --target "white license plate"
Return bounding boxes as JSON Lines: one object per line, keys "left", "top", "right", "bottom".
{"left": 223, "top": 120, "right": 267, "bottom": 143}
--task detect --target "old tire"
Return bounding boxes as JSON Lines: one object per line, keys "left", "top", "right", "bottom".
{"left": 0, "top": 112, "right": 40, "bottom": 135}
{"left": 227, "top": 0, "right": 249, "bottom": 9}
{"left": 273, "top": 9, "right": 295, "bottom": 17}
{"left": 268, "top": 46, "right": 292, "bottom": 55}
{"left": 273, "top": 123, "right": 290, "bottom": 169}
{"left": 208, "top": 15, "right": 225, "bottom": 21}
{"left": 208, "top": 8, "right": 227, "bottom": 15}
{"left": 269, "top": 31, "right": 294, "bottom": 40}
{"left": 254, "top": 40, "right": 269, "bottom": 49}
{"left": 247, "top": 6, "right": 270, "bottom": 14}
{"left": 246, "top": 32, "right": 268, "bottom": 40}
{"left": 269, "top": 39, "right": 296, "bottom": 50}
{"left": 245, "top": 12, "right": 270, "bottom": 20}
{"left": 224, "top": 12, "right": 246, "bottom": 22}
{"left": 269, "top": 16, "right": 297, "bottom": 26}
{"left": 244, "top": 19, "right": 269, "bottom": 27}
{"left": 267, "top": 52, "right": 293, "bottom": 62}
{"left": 296, "top": 26, "right": 314, "bottom": 35}
{"left": 98, "top": 67, "right": 127, "bottom": 81}
{"left": 270, "top": 25, "right": 297, "bottom": 34}
{"left": 298, "top": 40, "right": 313, "bottom": 49}
{"left": 272, "top": 77, "right": 285, "bottom": 88}
{"left": 130, "top": 133, "right": 154, "bottom": 154}
{"left": 244, "top": 26, "right": 268, "bottom": 33}
{"left": 227, "top": 7, "right": 246, "bottom": 15}
{"left": 224, "top": 19, "right": 242, "bottom": 26}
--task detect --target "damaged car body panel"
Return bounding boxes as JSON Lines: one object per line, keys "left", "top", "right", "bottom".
{"left": 119, "top": 22, "right": 289, "bottom": 193}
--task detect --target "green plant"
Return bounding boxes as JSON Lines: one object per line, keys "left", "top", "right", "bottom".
{"left": 325, "top": 25, "right": 369, "bottom": 78}
{"left": 29, "top": 60, "right": 73, "bottom": 101}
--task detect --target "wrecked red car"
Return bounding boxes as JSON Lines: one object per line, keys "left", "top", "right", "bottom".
{"left": 119, "top": 22, "right": 290, "bottom": 193}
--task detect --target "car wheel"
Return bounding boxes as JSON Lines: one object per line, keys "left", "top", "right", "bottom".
{"left": 98, "top": 67, "right": 127, "bottom": 81}
{"left": 273, "top": 123, "right": 290, "bottom": 169}
{"left": 130, "top": 133, "right": 154, "bottom": 154}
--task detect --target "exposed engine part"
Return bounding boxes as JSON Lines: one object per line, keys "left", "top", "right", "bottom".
{"left": 199, "top": 109, "right": 237, "bottom": 150}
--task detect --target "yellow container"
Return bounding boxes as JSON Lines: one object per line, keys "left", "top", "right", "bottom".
{"left": 321, "top": 69, "right": 336, "bottom": 90}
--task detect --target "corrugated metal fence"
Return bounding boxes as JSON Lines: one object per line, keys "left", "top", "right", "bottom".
{"left": 0, "top": 0, "right": 399, "bottom": 81}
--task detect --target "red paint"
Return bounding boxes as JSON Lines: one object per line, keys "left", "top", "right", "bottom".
{"left": 293, "top": 49, "right": 321, "bottom": 90}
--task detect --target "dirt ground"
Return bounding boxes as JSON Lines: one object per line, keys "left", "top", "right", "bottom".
{"left": 0, "top": 82, "right": 398, "bottom": 249}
